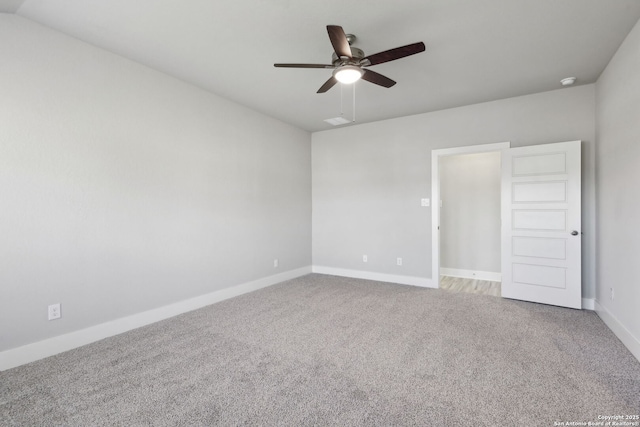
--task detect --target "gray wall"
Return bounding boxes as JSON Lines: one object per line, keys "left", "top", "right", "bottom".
{"left": 440, "top": 152, "right": 501, "bottom": 274}
{"left": 312, "top": 84, "right": 596, "bottom": 297}
{"left": 0, "top": 16, "right": 311, "bottom": 351}
{"left": 595, "top": 18, "right": 640, "bottom": 350}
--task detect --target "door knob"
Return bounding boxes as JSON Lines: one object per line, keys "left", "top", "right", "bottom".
{"left": 571, "top": 230, "right": 579, "bottom": 236}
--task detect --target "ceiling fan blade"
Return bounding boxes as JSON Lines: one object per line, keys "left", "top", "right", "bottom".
{"left": 361, "top": 69, "right": 396, "bottom": 88}
{"left": 317, "top": 76, "right": 338, "bottom": 93}
{"left": 327, "top": 25, "right": 352, "bottom": 58}
{"left": 274, "top": 63, "right": 334, "bottom": 69}
{"left": 363, "top": 42, "right": 425, "bottom": 66}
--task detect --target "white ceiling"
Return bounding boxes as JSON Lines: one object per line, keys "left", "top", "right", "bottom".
{"left": 0, "top": 0, "right": 21, "bottom": 13}
{"left": 4, "top": 0, "right": 640, "bottom": 132}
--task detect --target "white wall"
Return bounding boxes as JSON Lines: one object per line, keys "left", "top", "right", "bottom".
{"left": 0, "top": 15, "right": 311, "bottom": 352}
{"left": 440, "top": 152, "right": 501, "bottom": 275}
{"left": 312, "top": 85, "right": 596, "bottom": 297}
{"left": 595, "top": 17, "right": 640, "bottom": 360}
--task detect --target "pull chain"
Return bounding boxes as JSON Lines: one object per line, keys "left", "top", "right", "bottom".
{"left": 340, "top": 82, "right": 344, "bottom": 117}
{"left": 352, "top": 81, "right": 356, "bottom": 122}
{"left": 335, "top": 82, "right": 356, "bottom": 124}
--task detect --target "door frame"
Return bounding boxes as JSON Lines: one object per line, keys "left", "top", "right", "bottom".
{"left": 431, "top": 142, "right": 511, "bottom": 288}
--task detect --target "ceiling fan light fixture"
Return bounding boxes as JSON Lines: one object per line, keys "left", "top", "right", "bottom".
{"left": 333, "top": 65, "right": 364, "bottom": 84}
{"left": 274, "top": 25, "right": 424, "bottom": 93}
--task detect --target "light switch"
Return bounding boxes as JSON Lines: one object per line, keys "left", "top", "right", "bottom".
{"left": 421, "top": 198, "right": 430, "bottom": 207}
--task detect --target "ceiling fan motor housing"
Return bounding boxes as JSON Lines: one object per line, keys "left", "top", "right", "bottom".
{"left": 332, "top": 47, "right": 365, "bottom": 66}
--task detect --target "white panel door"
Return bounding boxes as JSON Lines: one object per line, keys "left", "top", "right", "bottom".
{"left": 501, "top": 141, "right": 582, "bottom": 309}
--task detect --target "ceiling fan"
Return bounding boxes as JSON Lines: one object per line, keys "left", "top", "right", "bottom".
{"left": 274, "top": 25, "right": 425, "bottom": 93}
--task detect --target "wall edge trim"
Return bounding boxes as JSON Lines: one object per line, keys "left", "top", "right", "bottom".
{"left": 312, "top": 265, "right": 435, "bottom": 288}
{"left": 0, "top": 266, "right": 312, "bottom": 371}
{"left": 595, "top": 300, "right": 640, "bottom": 363}
{"left": 581, "top": 298, "right": 595, "bottom": 311}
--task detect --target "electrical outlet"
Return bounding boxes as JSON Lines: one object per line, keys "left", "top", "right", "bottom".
{"left": 273, "top": 259, "right": 279, "bottom": 268}
{"left": 48, "top": 303, "right": 61, "bottom": 321}
{"left": 397, "top": 257, "right": 403, "bottom": 266}
{"left": 363, "top": 255, "right": 368, "bottom": 263}
{"left": 421, "top": 198, "right": 430, "bottom": 207}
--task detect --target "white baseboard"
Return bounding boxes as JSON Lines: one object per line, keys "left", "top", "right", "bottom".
{"left": 440, "top": 268, "right": 502, "bottom": 282}
{"left": 595, "top": 300, "right": 640, "bottom": 363}
{"left": 581, "top": 298, "right": 595, "bottom": 311}
{"left": 312, "top": 266, "right": 435, "bottom": 288}
{"left": 0, "top": 266, "right": 312, "bottom": 371}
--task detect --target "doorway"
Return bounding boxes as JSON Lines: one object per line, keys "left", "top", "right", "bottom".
{"left": 431, "top": 142, "right": 510, "bottom": 290}
{"left": 432, "top": 140, "right": 583, "bottom": 309}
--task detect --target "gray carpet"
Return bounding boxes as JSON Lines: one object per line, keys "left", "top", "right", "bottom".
{"left": 1, "top": 274, "right": 639, "bottom": 426}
